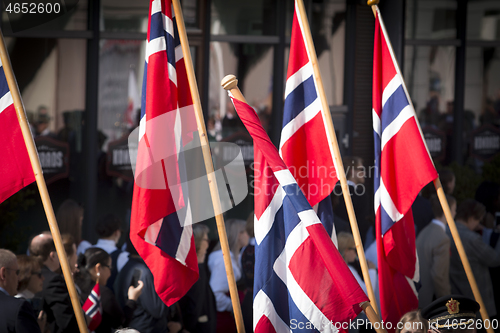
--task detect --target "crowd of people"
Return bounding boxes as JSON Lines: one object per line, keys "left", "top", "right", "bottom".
{"left": 1, "top": 155, "right": 500, "bottom": 333}
{"left": 0, "top": 199, "right": 254, "bottom": 333}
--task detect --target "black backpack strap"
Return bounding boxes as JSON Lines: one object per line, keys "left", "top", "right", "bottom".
{"left": 107, "top": 248, "right": 122, "bottom": 292}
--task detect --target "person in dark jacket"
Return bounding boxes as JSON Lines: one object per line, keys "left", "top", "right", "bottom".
{"left": 114, "top": 238, "right": 170, "bottom": 333}
{"left": 179, "top": 224, "right": 217, "bottom": 333}
{"left": 0, "top": 249, "right": 42, "bottom": 333}
{"left": 30, "top": 232, "right": 77, "bottom": 333}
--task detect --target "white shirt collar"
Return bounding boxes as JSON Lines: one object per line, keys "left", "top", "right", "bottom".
{"left": 0, "top": 287, "right": 10, "bottom": 296}
{"left": 95, "top": 239, "right": 118, "bottom": 252}
{"left": 16, "top": 289, "right": 35, "bottom": 299}
{"left": 431, "top": 219, "right": 446, "bottom": 232}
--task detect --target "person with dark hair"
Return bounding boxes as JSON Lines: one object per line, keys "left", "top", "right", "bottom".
{"left": 114, "top": 238, "right": 170, "bottom": 333}
{"left": 412, "top": 191, "right": 434, "bottom": 236}
{"left": 179, "top": 224, "right": 217, "bottom": 333}
{"left": 60, "top": 233, "right": 83, "bottom": 304}
{"left": 416, "top": 194, "right": 456, "bottom": 308}
{"left": 333, "top": 156, "right": 372, "bottom": 245}
{"left": 439, "top": 168, "right": 456, "bottom": 195}
{"left": 92, "top": 214, "right": 130, "bottom": 291}
{"left": 56, "top": 199, "right": 91, "bottom": 255}
{"left": 0, "top": 249, "right": 42, "bottom": 333}
{"left": 240, "top": 213, "right": 256, "bottom": 333}
{"left": 475, "top": 181, "right": 500, "bottom": 324}
{"left": 475, "top": 181, "right": 500, "bottom": 228}
{"left": 30, "top": 232, "right": 78, "bottom": 333}
{"left": 447, "top": 199, "right": 500, "bottom": 318}
{"left": 75, "top": 248, "right": 143, "bottom": 333}
{"left": 61, "top": 234, "right": 78, "bottom": 276}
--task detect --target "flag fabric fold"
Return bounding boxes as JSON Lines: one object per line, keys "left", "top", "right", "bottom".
{"left": 280, "top": 0, "right": 339, "bottom": 241}
{"left": 229, "top": 95, "right": 368, "bottom": 333}
{"left": 0, "top": 59, "right": 35, "bottom": 204}
{"left": 130, "top": 0, "right": 199, "bottom": 307}
{"left": 82, "top": 282, "right": 102, "bottom": 331}
{"left": 372, "top": 11, "right": 438, "bottom": 329}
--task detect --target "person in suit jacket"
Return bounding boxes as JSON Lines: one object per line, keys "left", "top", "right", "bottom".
{"left": 0, "top": 248, "right": 41, "bottom": 333}
{"left": 416, "top": 194, "right": 456, "bottom": 308}
{"left": 448, "top": 199, "right": 500, "bottom": 318}
{"left": 30, "top": 232, "right": 79, "bottom": 333}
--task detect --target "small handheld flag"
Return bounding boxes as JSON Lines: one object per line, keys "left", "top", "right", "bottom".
{"left": 82, "top": 282, "right": 102, "bottom": 331}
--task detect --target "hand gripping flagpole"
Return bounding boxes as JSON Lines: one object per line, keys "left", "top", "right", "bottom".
{"left": 171, "top": 1, "right": 245, "bottom": 332}
{"left": 222, "top": 74, "right": 388, "bottom": 333}
{"left": 0, "top": 30, "right": 88, "bottom": 333}
{"left": 294, "top": 0, "right": 380, "bottom": 315}
{"left": 367, "top": 1, "right": 493, "bottom": 331}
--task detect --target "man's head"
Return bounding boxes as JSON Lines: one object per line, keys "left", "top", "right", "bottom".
{"left": 0, "top": 249, "right": 19, "bottom": 296}
{"left": 343, "top": 156, "right": 365, "bottom": 185}
{"left": 430, "top": 194, "right": 456, "bottom": 222}
{"left": 456, "top": 199, "right": 486, "bottom": 231}
{"left": 29, "top": 232, "right": 59, "bottom": 272}
{"left": 421, "top": 295, "right": 479, "bottom": 333}
{"left": 96, "top": 214, "right": 122, "bottom": 243}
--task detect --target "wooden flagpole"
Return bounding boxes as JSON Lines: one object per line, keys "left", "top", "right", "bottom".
{"left": 171, "top": 1, "right": 245, "bottom": 332}
{"left": 294, "top": 0, "right": 379, "bottom": 315}
{"left": 222, "top": 75, "right": 387, "bottom": 333}
{"left": 367, "top": 2, "right": 493, "bottom": 332}
{"left": 0, "top": 30, "right": 88, "bottom": 333}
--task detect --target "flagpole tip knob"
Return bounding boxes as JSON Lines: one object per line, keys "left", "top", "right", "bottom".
{"left": 367, "top": 0, "right": 379, "bottom": 6}
{"left": 221, "top": 75, "right": 238, "bottom": 90}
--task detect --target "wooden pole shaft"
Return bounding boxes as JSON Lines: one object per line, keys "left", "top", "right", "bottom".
{"left": 0, "top": 30, "right": 88, "bottom": 333}
{"left": 368, "top": 3, "right": 493, "bottom": 332}
{"left": 434, "top": 179, "right": 493, "bottom": 333}
{"left": 171, "top": 2, "right": 245, "bottom": 332}
{"left": 361, "top": 302, "right": 388, "bottom": 333}
{"left": 294, "top": 0, "right": 379, "bottom": 315}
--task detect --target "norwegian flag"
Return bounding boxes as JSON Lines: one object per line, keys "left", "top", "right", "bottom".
{"left": 372, "top": 11, "right": 437, "bottom": 329}
{"left": 130, "top": 0, "right": 199, "bottom": 306}
{"left": 280, "top": 0, "right": 338, "bottom": 242}
{"left": 228, "top": 95, "right": 368, "bottom": 332}
{"left": 0, "top": 60, "right": 35, "bottom": 204}
{"left": 82, "top": 283, "right": 102, "bottom": 331}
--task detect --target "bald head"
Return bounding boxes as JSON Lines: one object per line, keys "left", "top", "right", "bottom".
{"left": 29, "top": 232, "right": 59, "bottom": 271}
{"left": 0, "top": 249, "right": 16, "bottom": 270}
{"left": 0, "top": 249, "right": 18, "bottom": 296}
